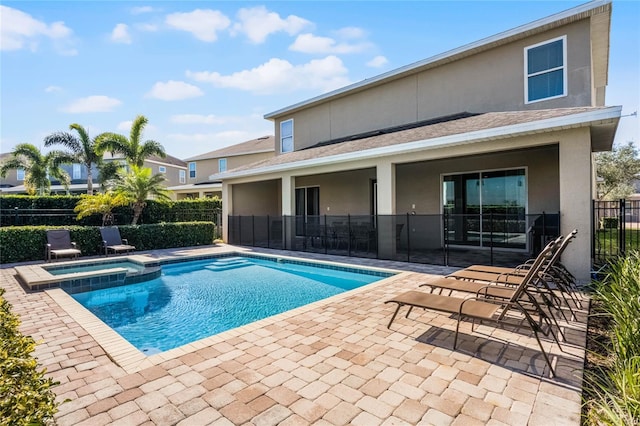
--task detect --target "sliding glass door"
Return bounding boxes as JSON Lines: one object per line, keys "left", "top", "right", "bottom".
{"left": 443, "top": 169, "right": 526, "bottom": 249}
{"left": 295, "top": 187, "right": 320, "bottom": 236}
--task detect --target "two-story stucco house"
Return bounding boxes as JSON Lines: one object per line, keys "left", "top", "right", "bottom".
{"left": 169, "top": 136, "right": 275, "bottom": 200}
{"left": 218, "top": 0, "right": 620, "bottom": 282}
{"left": 0, "top": 152, "right": 187, "bottom": 194}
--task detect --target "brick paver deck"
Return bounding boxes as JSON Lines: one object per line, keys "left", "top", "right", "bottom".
{"left": 1, "top": 245, "right": 587, "bottom": 425}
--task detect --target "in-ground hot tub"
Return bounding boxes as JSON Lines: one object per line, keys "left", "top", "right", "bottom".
{"left": 15, "top": 256, "right": 160, "bottom": 292}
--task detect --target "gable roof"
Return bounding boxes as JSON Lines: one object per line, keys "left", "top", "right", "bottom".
{"left": 101, "top": 152, "right": 187, "bottom": 167}
{"left": 221, "top": 106, "right": 620, "bottom": 179}
{"left": 185, "top": 136, "right": 275, "bottom": 162}
{"left": 265, "top": 0, "right": 612, "bottom": 120}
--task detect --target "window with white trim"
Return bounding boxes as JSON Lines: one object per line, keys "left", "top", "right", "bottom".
{"left": 188, "top": 162, "right": 196, "bottom": 179}
{"left": 525, "top": 36, "right": 567, "bottom": 103}
{"left": 159, "top": 166, "right": 166, "bottom": 173}
{"left": 17, "top": 168, "right": 25, "bottom": 181}
{"left": 280, "top": 119, "right": 293, "bottom": 153}
{"left": 72, "top": 163, "right": 81, "bottom": 179}
{"left": 179, "top": 170, "right": 186, "bottom": 183}
{"left": 219, "top": 158, "right": 227, "bottom": 172}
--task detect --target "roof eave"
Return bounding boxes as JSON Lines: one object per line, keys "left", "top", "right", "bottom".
{"left": 229, "top": 106, "right": 622, "bottom": 180}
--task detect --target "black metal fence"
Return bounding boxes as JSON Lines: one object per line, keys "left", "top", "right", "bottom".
{"left": 228, "top": 212, "right": 560, "bottom": 268}
{"left": 593, "top": 199, "right": 640, "bottom": 266}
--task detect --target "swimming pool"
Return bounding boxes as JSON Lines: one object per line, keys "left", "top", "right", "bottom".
{"left": 46, "top": 260, "right": 145, "bottom": 275}
{"left": 71, "top": 255, "right": 393, "bottom": 354}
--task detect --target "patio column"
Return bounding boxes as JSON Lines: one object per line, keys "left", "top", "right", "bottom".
{"left": 377, "top": 161, "right": 397, "bottom": 259}
{"left": 222, "top": 181, "right": 232, "bottom": 242}
{"left": 281, "top": 175, "right": 296, "bottom": 250}
{"left": 559, "top": 128, "right": 592, "bottom": 283}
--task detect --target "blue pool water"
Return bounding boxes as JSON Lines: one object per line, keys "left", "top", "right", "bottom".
{"left": 71, "top": 256, "right": 390, "bottom": 354}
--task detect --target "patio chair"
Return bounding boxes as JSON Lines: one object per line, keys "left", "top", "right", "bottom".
{"left": 385, "top": 245, "right": 561, "bottom": 377}
{"left": 46, "top": 229, "right": 82, "bottom": 262}
{"left": 100, "top": 226, "right": 135, "bottom": 256}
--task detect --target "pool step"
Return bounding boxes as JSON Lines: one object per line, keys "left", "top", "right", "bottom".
{"left": 205, "top": 258, "right": 251, "bottom": 272}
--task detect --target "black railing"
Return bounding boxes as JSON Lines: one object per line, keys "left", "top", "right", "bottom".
{"left": 593, "top": 199, "right": 640, "bottom": 266}
{"left": 228, "top": 213, "right": 560, "bottom": 268}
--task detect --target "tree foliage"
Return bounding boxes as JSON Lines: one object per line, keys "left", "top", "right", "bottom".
{"left": 74, "top": 192, "right": 129, "bottom": 226}
{"left": 0, "top": 144, "right": 73, "bottom": 195}
{"left": 44, "top": 123, "right": 105, "bottom": 195}
{"left": 595, "top": 142, "right": 640, "bottom": 200}
{"left": 115, "top": 165, "right": 171, "bottom": 225}
{"left": 95, "top": 115, "right": 166, "bottom": 167}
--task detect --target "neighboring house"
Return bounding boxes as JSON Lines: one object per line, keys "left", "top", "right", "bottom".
{"left": 0, "top": 152, "right": 186, "bottom": 194}
{"left": 169, "top": 136, "right": 275, "bottom": 200}
{"left": 218, "top": 0, "right": 620, "bottom": 282}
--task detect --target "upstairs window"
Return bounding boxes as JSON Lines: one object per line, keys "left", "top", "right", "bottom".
{"left": 17, "top": 168, "right": 25, "bottom": 181}
{"left": 280, "top": 119, "right": 293, "bottom": 153}
{"left": 179, "top": 170, "right": 186, "bottom": 183}
{"left": 525, "top": 36, "right": 566, "bottom": 103}
{"left": 72, "top": 164, "right": 81, "bottom": 179}
{"left": 219, "top": 158, "right": 227, "bottom": 172}
{"left": 189, "top": 162, "right": 196, "bottom": 179}
{"left": 159, "top": 166, "right": 166, "bottom": 173}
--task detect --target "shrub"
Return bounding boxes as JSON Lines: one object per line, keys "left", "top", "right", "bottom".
{"left": 0, "top": 288, "right": 59, "bottom": 424}
{"left": 600, "top": 217, "right": 619, "bottom": 229}
{"left": 0, "top": 222, "right": 216, "bottom": 263}
{"left": 585, "top": 251, "right": 640, "bottom": 425}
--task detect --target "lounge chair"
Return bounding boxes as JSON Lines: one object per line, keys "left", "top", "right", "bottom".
{"left": 385, "top": 242, "right": 561, "bottom": 376}
{"left": 100, "top": 226, "right": 135, "bottom": 256}
{"left": 46, "top": 229, "right": 82, "bottom": 262}
{"left": 445, "top": 230, "right": 582, "bottom": 314}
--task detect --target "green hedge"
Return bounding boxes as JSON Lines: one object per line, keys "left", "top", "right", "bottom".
{"left": 0, "top": 222, "right": 216, "bottom": 263}
{"left": 0, "top": 195, "right": 221, "bottom": 226}
{"left": 0, "top": 288, "right": 59, "bottom": 424}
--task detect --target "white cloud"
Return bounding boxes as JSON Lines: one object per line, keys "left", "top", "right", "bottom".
{"left": 62, "top": 96, "right": 122, "bottom": 113}
{"left": 333, "top": 27, "right": 366, "bottom": 40}
{"left": 367, "top": 55, "right": 388, "bottom": 68}
{"left": 45, "top": 85, "right": 63, "bottom": 93}
{"left": 187, "top": 56, "right": 350, "bottom": 95}
{"left": 232, "top": 6, "right": 312, "bottom": 44}
{"left": 0, "top": 5, "right": 75, "bottom": 53}
{"left": 135, "top": 23, "right": 159, "bottom": 32}
{"left": 146, "top": 80, "right": 204, "bottom": 101}
{"left": 289, "top": 33, "right": 371, "bottom": 55}
{"left": 165, "top": 9, "right": 230, "bottom": 42}
{"left": 131, "top": 6, "right": 154, "bottom": 15}
{"left": 110, "top": 23, "right": 132, "bottom": 44}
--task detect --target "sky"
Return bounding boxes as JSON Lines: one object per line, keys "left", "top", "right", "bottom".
{"left": 1, "top": 1, "right": 639, "bottom": 160}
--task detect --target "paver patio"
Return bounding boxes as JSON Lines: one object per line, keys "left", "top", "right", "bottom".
{"left": 1, "top": 244, "right": 588, "bottom": 425}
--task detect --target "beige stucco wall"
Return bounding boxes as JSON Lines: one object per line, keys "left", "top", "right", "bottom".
{"left": 395, "top": 145, "right": 560, "bottom": 215}
{"left": 295, "top": 168, "right": 376, "bottom": 216}
{"left": 188, "top": 152, "right": 274, "bottom": 184}
{"left": 231, "top": 180, "right": 281, "bottom": 216}
{"left": 274, "top": 19, "right": 592, "bottom": 151}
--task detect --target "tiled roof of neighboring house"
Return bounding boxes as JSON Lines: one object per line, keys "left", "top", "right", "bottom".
{"left": 222, "top": 106, "right": 620, "bottom": 178}
{"left": 185, "top": 136, "right": 275, "bottom": 162}
{"left": 101, "top": 152, "right": 187, "bottom": 167}
{"left": 265, "top": 0, "right": 611, "bottom": 119}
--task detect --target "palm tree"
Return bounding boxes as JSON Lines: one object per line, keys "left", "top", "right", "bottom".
{"left": 96, "top": 115, "right": 166, "bottom": 167}
{"left": 0, "top": 143, "right": 73, "bottom": 195}
{"left": 44, "top": 123, "right": 104, "bottom": 195}
{"left": 115, "top": 165, "right": 171, "bottom": 225}
{"left": 74, "top": 191, "right": 128, "bottom": 226}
